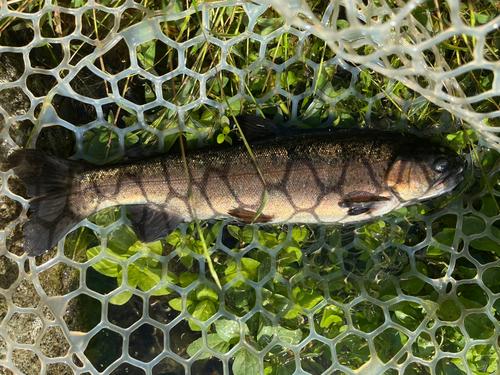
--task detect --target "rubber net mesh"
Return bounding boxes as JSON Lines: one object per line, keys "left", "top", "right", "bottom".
{"left": 0, "top": 0, "right": 499, "bottom": 374}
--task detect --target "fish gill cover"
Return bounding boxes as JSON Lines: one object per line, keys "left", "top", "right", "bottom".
{"left": 0, "top": 0, "right": 499, "bottom": 375}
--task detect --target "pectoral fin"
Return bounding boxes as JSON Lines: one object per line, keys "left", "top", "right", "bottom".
{"left": 228, "top": 208, "right": 273, "bottom": 224}
{"left": 339, "top": 192, "right": 391, "bottom": 216}
{"left": 128, "top": 204, "right": 184, "bottom": 243}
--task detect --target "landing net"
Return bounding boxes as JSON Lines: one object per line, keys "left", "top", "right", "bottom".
{"left": 0, "top": 0, "right": 499, "bottom": 374}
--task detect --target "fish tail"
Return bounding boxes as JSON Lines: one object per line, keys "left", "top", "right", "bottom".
{"left": 8, "top": 149, "right": 90, "bottom": 256}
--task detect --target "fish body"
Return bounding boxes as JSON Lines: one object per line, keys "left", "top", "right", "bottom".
{"left": 8, "top": 120, "right": 464, "bottom": 256}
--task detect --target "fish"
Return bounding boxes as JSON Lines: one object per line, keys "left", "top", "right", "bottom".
{"left": 7, "top": 116, "right": 464, "bottom": 256}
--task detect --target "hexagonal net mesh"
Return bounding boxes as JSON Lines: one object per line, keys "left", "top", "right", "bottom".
{"left": 0, "top": 0, "right": 499, "bottom": 374}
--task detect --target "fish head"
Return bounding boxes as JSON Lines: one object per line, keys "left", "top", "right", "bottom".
{"left": 386, "top": 145, "right": 464, "bottom": 202}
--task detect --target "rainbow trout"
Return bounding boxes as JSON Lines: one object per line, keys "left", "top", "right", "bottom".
{"left": 8, "top": 117, "right": 464, "bottom": 256}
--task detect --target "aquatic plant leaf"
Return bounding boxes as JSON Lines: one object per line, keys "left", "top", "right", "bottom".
{"left": 196, "top": 284, "right": 218, "bottom": 301}
{"left": 109, "top": 291, "right": 134, "bottom": 306}
{"left": 180, "top": 272, "right": 199, "bottom": 287}
{"left": 192, "top": 300, "right": 217, "bottom": 322}
{"left": 241, "top": 258, "right": 260, "bottom": 280}
{"left": 87, "top": 246, "right": 121, "bottom": 277}
{"left": 215, "top": 318, "right": 248, "bottom": 343}
{"left": 187, "top": 333, "right": 230, "bottom": 359}
{"left": 233, "top": 348, "right": 259, "bottom": 375}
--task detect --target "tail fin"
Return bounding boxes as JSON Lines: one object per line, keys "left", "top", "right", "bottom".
{"left": 8, "top": 149, "right": 90, "bottom": 256}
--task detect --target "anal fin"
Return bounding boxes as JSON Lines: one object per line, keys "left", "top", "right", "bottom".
{"left": 228, "top": 208, "right": 273, "bottom": 224}
{"left": 128, "top": 204, "right": 184, "bottom": 243}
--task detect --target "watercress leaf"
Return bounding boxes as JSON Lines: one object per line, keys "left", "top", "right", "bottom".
{"left": 291, "top": 226, "right": 309, "bottom": 246}
{"left": 200, "top": 110, "right": 213, "bottom": 122}
{"left": 208, "top": 333, "right": 231, "bottom": 355}
{"left": 228, "top": 225, "right": 241, "bottom": 240}
{"left": 283, "top": 308, "right": 300, "bottom": 320}
{"left": 221, "top": 115, "right": 230, "bottom": 127}
{"left": 470, "top": 235, "right": 500, "bottom": 254}
{"left": 241, "top": 258, "right": 260, "bottom": 280}
{"left": 436, "top": 299, "right": 461, "bottom": 322}
{"left": 152, "top": 287, "right": 171, "bottom": 296}
{"left": 126, "top": 264, "right": 140, "bottom": 288}
{"left": 278, "top": 246, "right": 302, "bottom": 264}
{"left": 280, "top": 266, "right": 299, "bottom": 279}
{"left": 321, "top": 306, "right": 343, "bottom": 328}
{"left": 163, "top": 133, "right": 180, "bottom": 152}
{"left": 268, "top": 293, "right": 290, "bottom": 311}
{"left": 360, "top": 69, "right": 372, "bottom": 87}
{"left": 337, "top": 19, "right": 349, "bottom": 29}
{"left": 277, "top": 327, "right": 302, "bottom": 345}
{"left": 124, "top": 133, "right": 139, "bottom": 147}
{"left": 186, "top": 335, "right": 204, "bottom": 359}
{"left": 142, "top": 82, "right": 155, "bottom": 103}
{"left": 261, "top": 25, "right": 278, "bottom": 37}
{"left": 400, "top": 262, "right": 427, "bottom": 294}
{"left": 427, "top": 228, "right": 455, "bottom": 255}
{"left": 233, "top": 349, "right": 259, "bottom": 375}
{"left": 169, "top": 298, "right": 182, "bottom": 311}
{"left": 180, "top": 272, "right": 199, "bottom": 287}
{"left": 88, "top": 207, "right": 121, "bottom": 227}
{"left": 138, "top": 40, "right": 156, "bottom": 72}
{"left": 188, "top": 320, "right": 202, "bottom": 332}
{"left": 166, "top": 269, "right": 179, "bottom": 284}
{"left": 129, "top": 265, "right": 159, "bottom": 292}
{"left": 215, "top": 318, "right": 248, "bottom": 343}
{"left": 257, "top": 325, "right": 274, "bottom": 347}
{"left": 241, "top": 226, "right": 254, "bottom": 243}
{"left": 180, "top": 253, "right": 194, "bottom": 269}
{"left": 473, "top": 11, "right": 490, "bottom": 24}
{"left": 224, "top": 259, "right": 237, "bottom": 282}
{"left": 107, "top": 225, "right": 138, "bottom": 257}
{"left": 87, "top": 247, "right": 121, "bottom": 277}
{"left": 286, "top": 71, "right": 296, "bottom": 86}
{"left": 258, "top": 231, "right": 279, "bottom": 248}
{"left": 196, "top": 284, "right": 219, "bottom": 302}
{"left": 462, "top": 215, "right": 486, "bottom": 236}
{"left": 480, "top": 195, "right": 499, "bottom": 217}
{"left": 225, "top": 283, "right": 254, "bottom": 311}
{"left": 187, "top": 333, "right": 229, "bottom": 359}
{"left": 464, "top": 313, "right": 495, "bottom": 339}
{"left": 192, "top": 300, "right": 217, "bottom": 322}
{"left": 109, "top": 291, "right": 133, "bottom": 305}
{"left": 296, "top": 289, "right": 323, "bottom": 309}
{"left": 204, "top": 220, "right": 223, "bottom": 244}
{"left": 329, "top": 229, "right": 341, "bottom": 247}
{"left": 146, "top": 241, "right": 163, "bottom": 255}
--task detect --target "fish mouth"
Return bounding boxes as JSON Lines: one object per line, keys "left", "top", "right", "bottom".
{"left": 435, "top": 167, "right": 464, "bottom": 193}
{"left": 425, "top": 156, "right": 465, "bottom": 199}
{"left": 442, "top": 173, "right": 464, "bottom": 192}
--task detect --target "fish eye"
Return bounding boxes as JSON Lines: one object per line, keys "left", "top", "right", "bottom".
{"left": 433, "top": 157, "right": 449, "bottom": 173}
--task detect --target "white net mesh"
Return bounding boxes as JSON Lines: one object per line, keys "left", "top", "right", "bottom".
{"left": 0, "top": 0, "right": 499, "bottom": 374}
